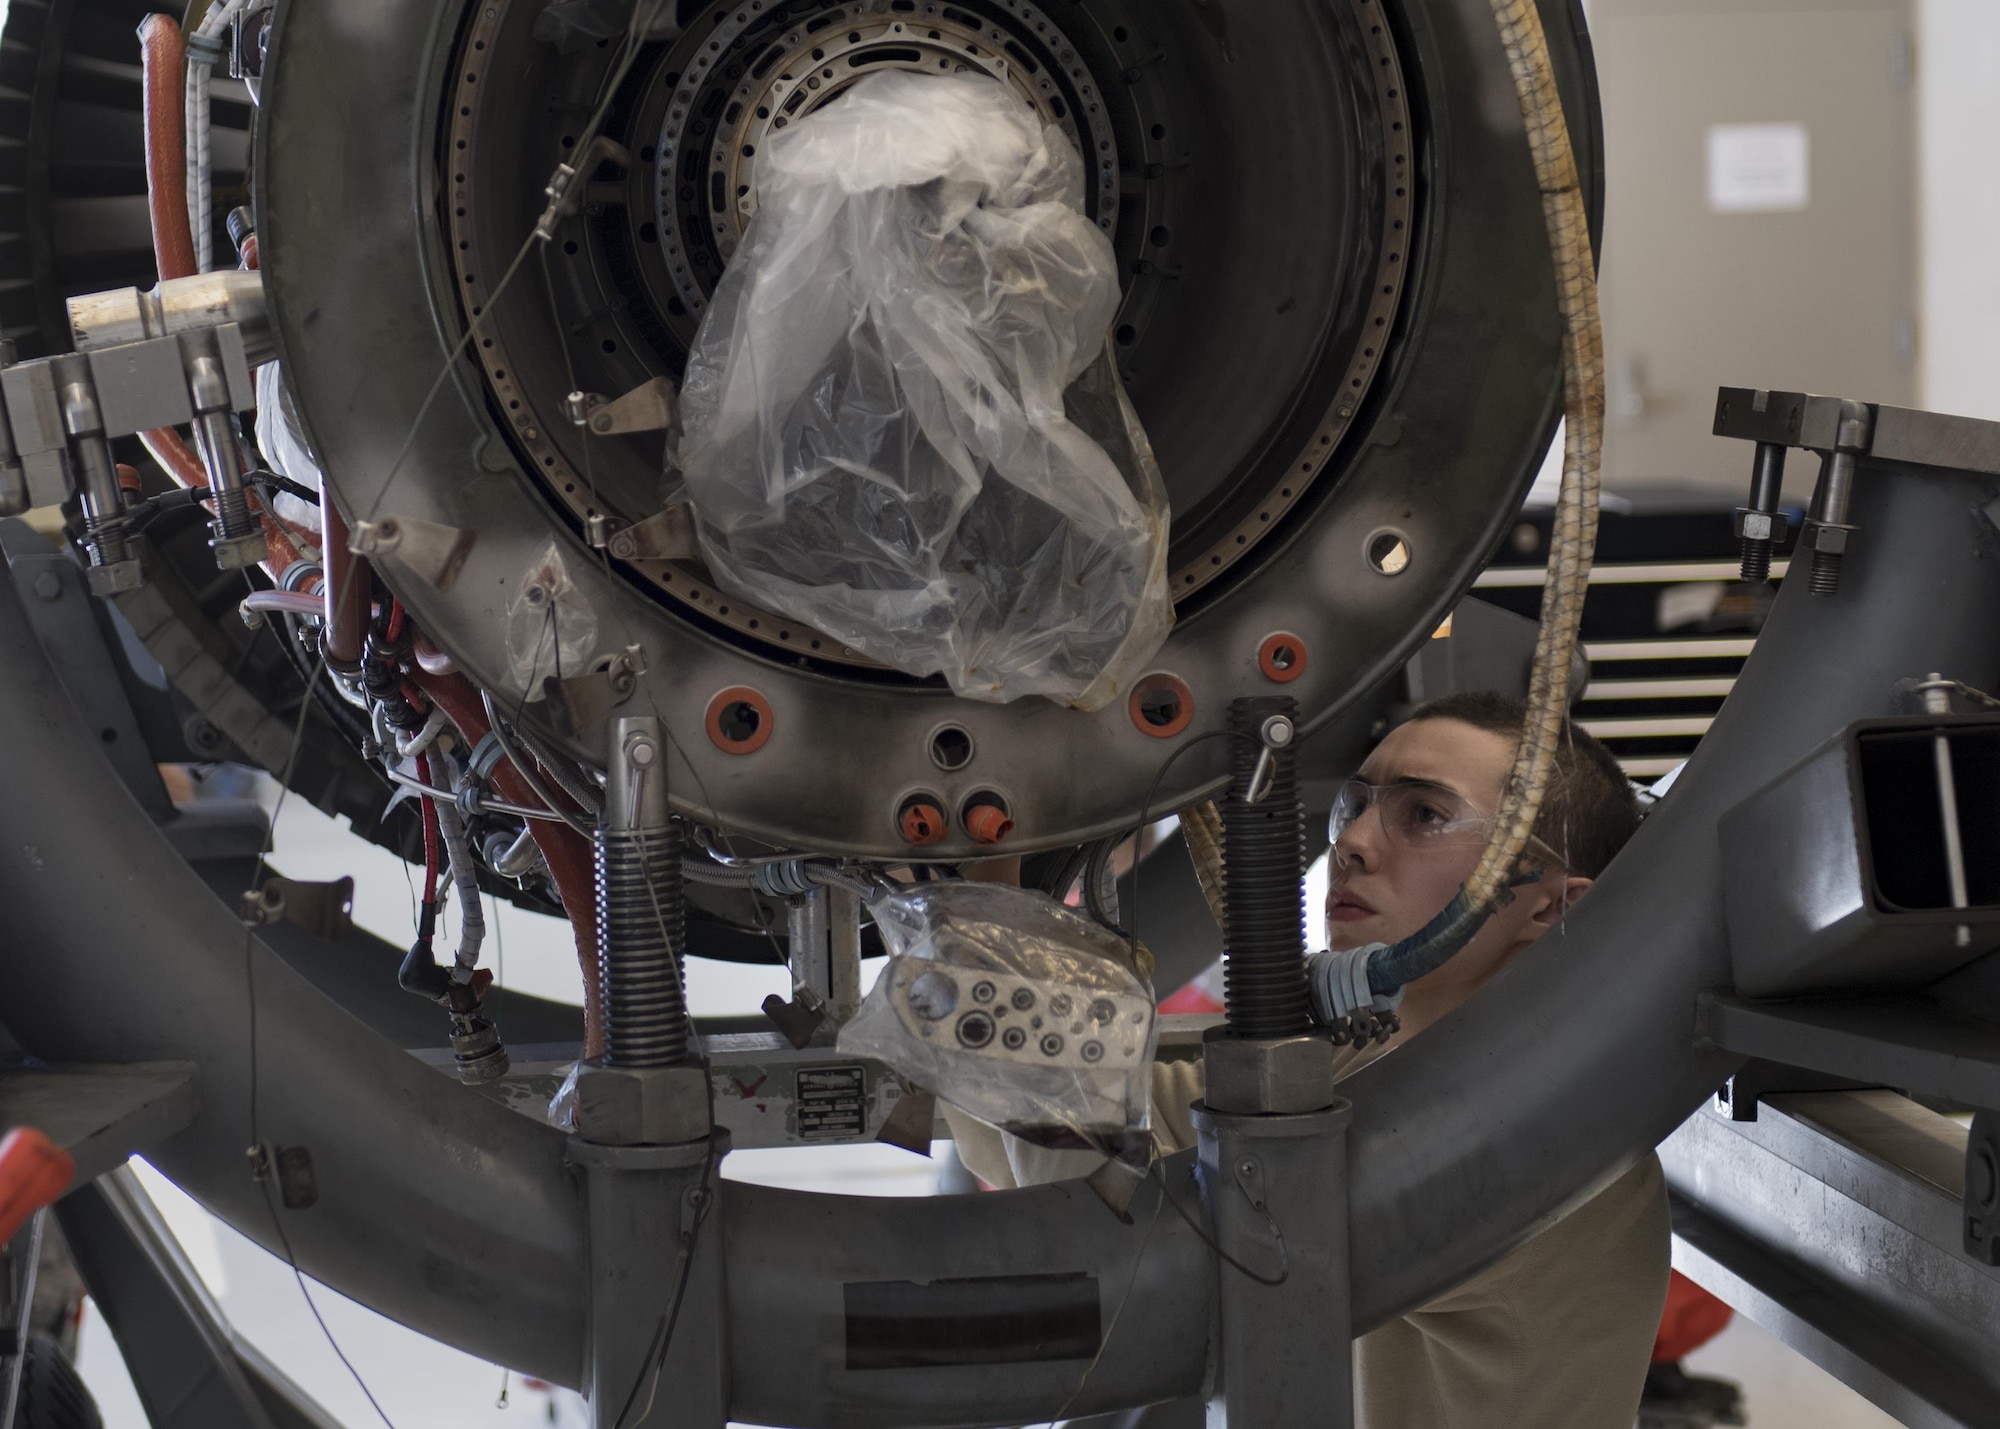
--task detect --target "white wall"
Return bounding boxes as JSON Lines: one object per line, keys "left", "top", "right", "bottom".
{"left": 1918, "top": 0, "right": 2000, "bottom": 419}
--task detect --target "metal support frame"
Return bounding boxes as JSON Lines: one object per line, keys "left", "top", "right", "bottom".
{"left": 54, "top": 1166, "right": 340, "bottom": 1429}
{"left": 1194, "top": 1103, "right": 1353, "bottom": 1428}
{"left": 1660, "top": 1091, "right": 2000, "bottom": 1429}
{"left": 1, "top": 394, "right": 1999, "bottom": 1422}
{"left": 0, "top": 1211, "right": 42, "bottom": 1429}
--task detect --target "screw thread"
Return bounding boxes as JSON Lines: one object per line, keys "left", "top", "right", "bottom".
{"left": 1220, "top": 697, "right": 1313, "bottom": 1039}
{"left": 596, "top": 823, "right": 689, "bottom": 1067}
{"left": 86, "top": 516, "right": 130, "bottom": 569}
{"left": 1738, "top": 537, "right": 1772, "bottom": 584}
{"left": 1809, "top": 547, "right": 1843, "bottom": 596}
{"left": 212, "top": 483, "right": 255, "bottom": 541}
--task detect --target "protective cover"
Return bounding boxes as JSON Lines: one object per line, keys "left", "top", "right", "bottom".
{"left": 677, "top": 70, "right": 1171, "bottom": 709}
{"left": 838, "top": 881, "right": 1157, "bottom": 1154}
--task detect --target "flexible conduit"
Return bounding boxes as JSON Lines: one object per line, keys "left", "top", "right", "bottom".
{"left": 1367, "top": 0, "right": 1604, "bottom": 995}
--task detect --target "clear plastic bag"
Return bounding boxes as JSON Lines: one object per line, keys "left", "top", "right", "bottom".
{"left": 678, "top": 71, "right": 1172, "bottom": 710}
{"left": 838, "top": 881, "right": 1157, "bottom": 1156}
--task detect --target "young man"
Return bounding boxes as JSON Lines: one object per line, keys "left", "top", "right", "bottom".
{"left": 948, "top": 691, "right": 1670, "bottom": 1429}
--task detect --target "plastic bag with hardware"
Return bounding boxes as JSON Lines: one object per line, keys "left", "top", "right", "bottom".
{"left": 838, "top": 881, "right": 1157, "bottom": 1155}
{"left": 677, "top": 70, "right": 1171, "bottom": 710}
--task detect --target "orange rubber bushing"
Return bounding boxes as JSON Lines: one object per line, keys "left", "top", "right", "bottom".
{"left": 964, "top": 803, "right": 1015, "bottom": 845}
{"left": 900, "top": 801, "right": 948, "bottom": 845}
{"left": 1258, "top": 632, "right": 1308, "bottom": 683}
{"left": 115, "top": 463, "right": 143, "bottom": 497}
{"left": 0, "top": 1127, "right": 76, "bottom": 1245}
{"left": 704, "top": 686, "right": 774, "bottom": 754}
{"left": 1128, "top": 671, "right": 1194, "bottom": 739}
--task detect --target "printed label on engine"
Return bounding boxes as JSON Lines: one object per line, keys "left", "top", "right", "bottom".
{"left": 796, "top": 1065, "right": 867, "bottom": 1141}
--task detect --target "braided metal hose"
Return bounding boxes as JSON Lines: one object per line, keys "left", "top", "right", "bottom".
{"left": 1368, "top": 0, "right": 1604, "bottom": 995}
{"left": 1220, "top": 697, "right": 1312, "bottom": 1038}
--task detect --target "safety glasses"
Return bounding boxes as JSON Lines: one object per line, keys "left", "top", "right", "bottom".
{"left": 1328, "top": 777, "right": 1566, "bottom": 868}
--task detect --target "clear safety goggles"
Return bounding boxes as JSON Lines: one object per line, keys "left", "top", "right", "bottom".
{"left": 1328, "top": 777, "right": 1564, "bottom": 867}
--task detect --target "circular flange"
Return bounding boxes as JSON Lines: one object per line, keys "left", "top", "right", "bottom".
{"left": 264, "top": 0, "right": 1601, "bottom": 858}
{"left": 440, "top": 0, "right": 1414, "bottom": 668}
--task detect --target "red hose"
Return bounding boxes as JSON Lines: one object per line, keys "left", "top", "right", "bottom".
{"left": 407, "top": 666, "right": 605, "bottom": 1058}
{"left": 415, "top": 752, "right": 443, "bottom": 909}
{"left": 135, "top": 14, "right": 304, "bottom": 583}
{"left": 138, "top": 15, "right": 195, "bottom": 281}
{"left": 320, "top": 490, "right": 371, "bottom": 669}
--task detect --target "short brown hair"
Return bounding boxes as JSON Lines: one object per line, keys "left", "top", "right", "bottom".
{"left": 1404, "top": 690, "right": 1638, "bottom": 879}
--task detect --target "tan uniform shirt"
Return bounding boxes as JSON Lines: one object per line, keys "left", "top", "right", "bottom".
{"left": 944, "top": 1051, "right": 1671, "bottom": 1429}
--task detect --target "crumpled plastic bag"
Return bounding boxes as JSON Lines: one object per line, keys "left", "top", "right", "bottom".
{"left": 838, "top": 881, "right": 1157, "bottom": 1155}
{"left": 677, "top": 70, "right": 1171, "bottom": 710}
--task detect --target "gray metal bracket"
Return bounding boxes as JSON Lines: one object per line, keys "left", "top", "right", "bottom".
{"left": 0, "top": 1062, "right": 199, "bottom": 1187}
{"left": 56, "top": 1167, "right": 343, "bottom": 1429}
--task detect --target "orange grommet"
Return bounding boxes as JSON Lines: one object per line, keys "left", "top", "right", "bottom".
{"left": 900, "top": 800, "right": 948, "bottom": 845}
{"left": 704, "top": 686, "right": 774, "bottom": 754}
{"left": 964, "top": 803, "right": 1015, "bottom": 845}
{"left": 1128, "top": 672, "right": 1194, "bottom": 739}
{"left": 1258, "top": 632, "right": 1308, "bottom": 683}
{"left": 115, "top": 463, "right": 143, "bottom": 498}
{"left": 0, "top": 1127, "right": 77, "bottom": 1245}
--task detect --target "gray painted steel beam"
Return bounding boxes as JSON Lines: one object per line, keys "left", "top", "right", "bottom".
{"left": 1699, "top": 993, "right": 2000, "bottom": 1112}
{"left": 0, "top": 1063, "right": 198, "bottom": 1187}
{"left": 1660, "top": 1092, "right": 2000, "bottom": 1429}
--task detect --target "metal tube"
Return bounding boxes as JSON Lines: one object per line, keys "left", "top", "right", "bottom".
{"left": 1739, "top": 441, "right": 1787, "bottom": 582}
{"left": 1921, "top": 677, "right": 1972, "bottom": 948}
{"left": 187, "top": 352, "right": 265, "bottom": 569}
{"left": 1195, "top": 1102, "right": 1353, "bottom": 1428}
{"left": 59, "top": 381, "right": 132, "bottom": 574}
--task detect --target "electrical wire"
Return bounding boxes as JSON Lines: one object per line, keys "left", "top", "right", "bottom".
{"left": 479, "top": 689, "right": 596, "bottom": 837}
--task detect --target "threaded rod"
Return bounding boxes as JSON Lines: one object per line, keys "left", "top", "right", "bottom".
{"left": 1220, "top": 696, "right": 1313, "bottom": 1038}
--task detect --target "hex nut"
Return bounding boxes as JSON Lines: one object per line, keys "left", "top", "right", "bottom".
{"left": 1203, "top": 1031, "right": 1338, "bottom": 1115}
{"left": 212, "top": 531, "right": 271, "bottom": 571}
{"left": 1803, "top": 522, "right": 1852, "bottom": 555}
{"left": 575, "top": 1062, "right": 710, "bottom": 1146}
{"left": 85, "top": 559, "right": 144, "bottom": 596}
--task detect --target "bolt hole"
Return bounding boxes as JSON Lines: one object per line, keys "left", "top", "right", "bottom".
{"left": 1138, "top": 688, "right": 1180, "bottom": 728}
{"left": 719, "top": 702, "right": 760, "bottom": 743}
{"left": 1367, "top": 531, "right": 1412, "bottom": 576}
{"left": 929, "top": 724, "right": 975, "bottom": 771}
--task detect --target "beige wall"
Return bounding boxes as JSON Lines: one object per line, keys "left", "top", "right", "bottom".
{"left": 1917, "top": 0, "right": 2000, "bottom": 421}
{"left": 1588, "top": 0, "right": 1917, "bottom": 498}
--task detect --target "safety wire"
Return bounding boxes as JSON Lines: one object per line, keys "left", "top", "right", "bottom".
{"left": 361, "top": 0, "right": 671, "bottom": 528}
{"left": 1034, "top": 1181, "right": 1168, "bottom": 1429}
{"left": 240, "top": 656, "right": 402, "bottom": 1429}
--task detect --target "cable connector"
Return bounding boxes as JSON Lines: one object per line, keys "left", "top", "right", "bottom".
{"left": 1308, "top": 944, "right": 1403, "bottom": 1048}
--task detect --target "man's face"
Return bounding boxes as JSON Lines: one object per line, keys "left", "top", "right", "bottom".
{"left": 1324, "top": 717, "right": 1517, "bottom": 950}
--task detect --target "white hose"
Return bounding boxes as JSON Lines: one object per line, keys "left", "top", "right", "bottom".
{"left": 183, "top": 0, "right": 253, "bottom": 273}
{"left": 433, "top": 785, "right": 487, "bottom": 982}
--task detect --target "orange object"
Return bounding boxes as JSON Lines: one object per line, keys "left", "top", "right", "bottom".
{"left": 115, "top": 463, "right": 143, "bottom": 498}
{"left": 1127, "top": 671, "right": 1194, "bottom": 739}
{"left": 0, "top": 1127, "right": 76, "bottom": 1245}
{"left": 1652, "top": 1270, "right": 1733, "bottom": 1363}
{"left": 1258, "top": 631, "right": 1308, "bottom": 683}
{"left": 963, "top": 803, "right": 1014, "bottom": 846}
{"left": 704, "top": 686, "right": 775, "bottom": 754}
{"left": 899, "top": 801, "right": 947, "bottom": 845}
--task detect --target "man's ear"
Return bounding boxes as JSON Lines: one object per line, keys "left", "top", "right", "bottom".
{"left": 1524, "top": 874, "right": 1594, "bottom": 933}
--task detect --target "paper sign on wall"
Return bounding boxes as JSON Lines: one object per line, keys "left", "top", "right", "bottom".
{"left": 1707, "top": 123, "right": 1810, "bottom": 214}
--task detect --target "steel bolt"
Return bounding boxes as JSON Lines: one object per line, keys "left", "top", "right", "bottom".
{"left": 1808, "top": 548, "right": 1843, "bottom": 596}
{"left": 32, "top": 571, "right": 61, "bottom": 602}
